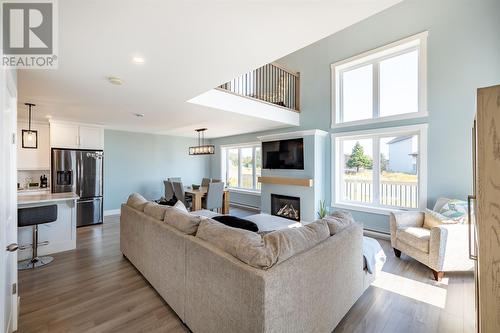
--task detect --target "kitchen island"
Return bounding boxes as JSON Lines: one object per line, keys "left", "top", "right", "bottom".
{"left": 18, "top": 191, "right": 79, "bottom": 261}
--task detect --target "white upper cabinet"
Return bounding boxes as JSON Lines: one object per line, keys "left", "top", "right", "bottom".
{"left": 79, "top": 126, "right": 104, "bottom": 149}
{"left": 50, "top": 123, "right": 79, "bottom": 149}
{"left": 50, "top": 122, "right": 104, "bottom": 150}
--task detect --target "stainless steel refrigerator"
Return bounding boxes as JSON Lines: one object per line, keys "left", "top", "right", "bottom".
{"left": 51, "top": 148, "right": 104, "bottom": 227}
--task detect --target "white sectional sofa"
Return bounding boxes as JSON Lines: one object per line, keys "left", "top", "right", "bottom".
{"left": 120, "top": 193, "right": 373, "bottom": 333}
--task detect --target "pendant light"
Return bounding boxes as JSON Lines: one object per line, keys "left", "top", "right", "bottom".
{"left": 22, "top": 103, "right": 38, "bottom": 149}
{"left": 189, "top": 128, "right": 215, "bottom": 155}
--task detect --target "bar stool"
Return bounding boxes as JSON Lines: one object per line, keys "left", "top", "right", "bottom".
{"left": 18, "top": 204, "right": 57, "bottom": 270}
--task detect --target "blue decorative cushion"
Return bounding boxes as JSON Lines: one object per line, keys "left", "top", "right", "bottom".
{"left": 438, "top": 200, "right": 468, "bottom": 223}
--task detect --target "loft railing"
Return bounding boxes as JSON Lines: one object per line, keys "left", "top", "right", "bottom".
{"left": 217, "top": 62, "right": 300, "bottom": 112}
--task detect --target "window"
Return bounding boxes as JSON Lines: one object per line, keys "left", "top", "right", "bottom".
{"left": 332, "top": 32, "right": 427, "bottom": 127}
{"left": 332, "top": 125, "right": 427, "bottom": 213}
{"left": 221, "top": 143, "right": 262, "bottom": 192}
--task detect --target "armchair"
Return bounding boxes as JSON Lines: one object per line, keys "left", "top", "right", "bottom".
{"left": 390, "top": 198, "right": 474, "bottom": 281}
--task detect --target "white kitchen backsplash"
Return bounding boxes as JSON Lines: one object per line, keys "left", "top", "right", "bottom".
{"left": 17, "top": 170, "right": 50, "bottom": 189}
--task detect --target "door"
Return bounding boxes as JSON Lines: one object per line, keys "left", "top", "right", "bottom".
{"left": 75, "top": 150, "right": 103, "bottom": 199}
{"left": 49, "top": 122, "right": 79, "bottom": 148}
{"left": 79, "top": 126, "right": 104, "bottom": 150}
{"left": 0, "top": 69, "right": 18, "bottom": 332}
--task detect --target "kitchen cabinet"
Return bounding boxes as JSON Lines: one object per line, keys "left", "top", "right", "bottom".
{"left": 50, "top": 121, "right": 104, "bottom": 150}
{"left": 79, "top": 126, "right": 104, "bottom": 149}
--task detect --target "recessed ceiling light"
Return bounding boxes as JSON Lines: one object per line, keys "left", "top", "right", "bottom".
{"left": 133, "top": 113, "right": 144, "bottom": 118}
{"left": 107, "top": 76, "right": 123, "bottom": 85}
{"left": 132, "top": 56, "right": 145, "bottom": 64}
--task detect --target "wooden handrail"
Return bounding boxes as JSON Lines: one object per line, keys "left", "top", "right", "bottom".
{"left": 218, "top": 63, "right": 300, "bottom": 112}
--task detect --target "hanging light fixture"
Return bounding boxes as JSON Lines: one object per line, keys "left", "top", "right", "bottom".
{"left": 189, "top": 128, "right": 215, "bottom": 155}
{"left": 22, "top": 103, "right": 38, "bottom": 149}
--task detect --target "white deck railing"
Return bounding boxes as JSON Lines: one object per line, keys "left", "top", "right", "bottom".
{"left": 344, "top": 179, "right": 418, "bottom": 208}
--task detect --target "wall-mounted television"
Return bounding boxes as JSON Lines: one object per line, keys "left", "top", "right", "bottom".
{"left": 262, "top": 138, "right": 304, "bottom": 170}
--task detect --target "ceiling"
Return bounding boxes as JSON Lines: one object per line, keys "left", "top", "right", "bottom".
{"left": 18, "top": 0, "right": 401, "bottom": 138}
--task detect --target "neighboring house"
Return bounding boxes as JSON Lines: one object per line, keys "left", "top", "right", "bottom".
{"left": 387, "top": 136, "right": 418, "bottom": 174}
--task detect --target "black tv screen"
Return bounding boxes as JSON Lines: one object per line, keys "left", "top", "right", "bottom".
{"left": 262, "top": 138, "right": 304, "bottom": 170}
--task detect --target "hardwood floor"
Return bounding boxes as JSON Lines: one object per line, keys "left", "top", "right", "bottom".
{"left": 18, "top": 209, "right": 474, "bottom": 333}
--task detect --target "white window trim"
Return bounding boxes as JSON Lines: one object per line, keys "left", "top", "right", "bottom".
{"left": 331, "top": 124, "right": 428, "bottom": 216}
{"left": 220, "top": 142, "right": 262, "bottom": 192}
{"left": 331, "top": 31, "right": 428, "bottom": 128}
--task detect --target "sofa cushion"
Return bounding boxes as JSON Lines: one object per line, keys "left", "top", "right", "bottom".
{"left": 212, "top": 215, "right": 259, "bottom": 232}
{"left": 164, "top": 207, "right": 205, "bottom": 235}
{"left": 397, "top": 227, "right": 430, "bottom": 253}
{"left": 196, "top": 218, "right": 273, "bottom": 269}
{"left": 196, "top": 218, "right": 330, "bottom": 269}
{"left": 322, "top": 210, "right": 355, "bottom": 235}
{"left": 126, "top": 193, "right": 148, "bottom": 212}
{"left": 143, "top": 202, "right": 168, "bottom": 221}
{"left": 264, "top": 220, "right": 330, "bottom": 266}
{"left": 423, "top": 209, "right": 455, "bottom": 229}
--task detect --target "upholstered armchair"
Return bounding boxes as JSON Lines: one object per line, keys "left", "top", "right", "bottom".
{"left": 390, "top": 198, "right": 474, "bottom": 281}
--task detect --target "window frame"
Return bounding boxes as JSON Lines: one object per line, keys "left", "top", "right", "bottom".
{"left": 331, "top": 124, "right": 428, "bottom": 215}
{"left": 221, "top": 142, "right": 262, "bottom": 193}
{"left": 331, "top": 31, "right": 428, "bottom": 128}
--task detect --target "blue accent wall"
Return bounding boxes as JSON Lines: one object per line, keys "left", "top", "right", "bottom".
{"left": 104, "top": 130, "right": 210, "bottom": 211}
{"left": 210, "top": 0, "right": 500, "bottom": 233}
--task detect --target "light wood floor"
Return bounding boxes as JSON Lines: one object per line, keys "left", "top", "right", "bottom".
{"left": 18, "top": 210, "right": 474, "bottom": 333}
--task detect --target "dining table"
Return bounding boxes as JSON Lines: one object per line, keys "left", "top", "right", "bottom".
{"left": 184, "top": 186, "right": 230, "bottom": 214}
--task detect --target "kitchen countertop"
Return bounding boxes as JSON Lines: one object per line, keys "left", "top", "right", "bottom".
{"left": 18, "top": 192, "right": 80, "bottom": 205}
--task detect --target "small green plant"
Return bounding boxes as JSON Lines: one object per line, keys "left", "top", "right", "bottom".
{"left": 318, "top": 200, "right": 328, "bottom": 219}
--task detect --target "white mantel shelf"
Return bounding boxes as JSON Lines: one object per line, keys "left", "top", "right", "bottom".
{"left": 258, "top": 176, "right": 313, "bottom": 187}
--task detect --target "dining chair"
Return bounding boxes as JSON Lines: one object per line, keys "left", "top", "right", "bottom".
{"left": 168, "top": 177, "right": 181, "bottom": 182}
{"left": 201, "top": 178, "right": 211, "bottom": 187}
{"left": 203, "top": 181, "right": 224, "bottom": 212}
{"left": 211, "top": 179, "right": 222, "bottom": 183}
{"left": 172, "top": 181, "right": 192, "bottom": 208}
{"left": 164, "top": 180, "right": 175, "bottom": 201}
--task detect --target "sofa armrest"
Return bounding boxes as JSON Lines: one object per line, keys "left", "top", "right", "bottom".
{"left": 390, "top": 211, "right": 425, "bottom": 247}
{"left": 429, "top": 223, "right": 473, "bottom": 272}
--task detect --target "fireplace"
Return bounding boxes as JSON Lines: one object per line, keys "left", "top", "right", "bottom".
{"left": 271, "top": 194, "right": 300, "bottom": 222}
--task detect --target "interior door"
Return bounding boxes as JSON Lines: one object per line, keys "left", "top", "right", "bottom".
{"left": 0, "top": 69, "right": 18, "bottom": 332}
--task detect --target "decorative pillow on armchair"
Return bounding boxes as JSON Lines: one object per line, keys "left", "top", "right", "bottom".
{"left": 423, "top": 209, "right": 456, "bottom": 229}
{"left": 438, "top": 199, "right": 468, "bottom": 223}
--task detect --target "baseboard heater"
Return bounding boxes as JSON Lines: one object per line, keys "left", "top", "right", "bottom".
{"left": 363, "top": 228, "right": 391, "bottom": 240}
{"left": 229, "top": 202, "right": 260, "bottom": 212}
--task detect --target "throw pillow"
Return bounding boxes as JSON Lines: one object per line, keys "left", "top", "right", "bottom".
{"left": 164, "top": 206, "right": 205, "bottom": 235}
{"left": 212, "top": 215, "right": 259, "bottom": 232}
{"left": 439, "top": 199, "right": 468, "bottom": 223}
{"left": 126, "top": 193, "right": 148, "bottom": 212}
{"left": 143, "top": 202, "right": 168, "bottom": 221}
{"left": 322, "top": 210, "right": 355, "bottom": 235}
{"left": 423, "top": 209, "right": 456, "bottom": 229}
{"left": 173, "top": 200, "right": 189, "bottom": 213}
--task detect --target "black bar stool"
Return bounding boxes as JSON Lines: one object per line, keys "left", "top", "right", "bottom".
{"left": 18, "top": 205, "right": 57, "bottom": 270}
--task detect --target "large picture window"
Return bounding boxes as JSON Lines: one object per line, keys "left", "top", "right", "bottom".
{"left": 332, "top": 125, "right": 427, "bottom": 213}
{"left": 221, "top": 143, "right": 262, "bottom": 192}
{"left": 331, "top": 32, "right": 428, "bottom": 127}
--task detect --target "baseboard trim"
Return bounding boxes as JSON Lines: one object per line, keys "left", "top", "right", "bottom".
{"left": 104, "top": 209, "right": 120, "bottom": 216}
{"left": 363, "top": 229, "right": 391, "bottom": 240}
{"left": 229, "top": 202, "right": 260, "bottom": 212}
